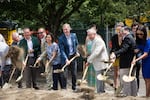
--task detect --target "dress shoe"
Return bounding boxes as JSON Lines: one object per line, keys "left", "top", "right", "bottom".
{"left": 33, "top": 86, "right": 39, "bottom": 90}
{"left": 18, "top": 85, "right": 22, "bottom": 88}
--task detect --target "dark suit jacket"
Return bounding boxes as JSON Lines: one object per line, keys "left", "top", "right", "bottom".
{"left": 19, "top": 36, "right": 40, "bottom": 58}
{"left": 114, "top": 34, "right": 136, "bottom": 68}
{"left": 58, "top": 33, "right": 78, "bottom": 65}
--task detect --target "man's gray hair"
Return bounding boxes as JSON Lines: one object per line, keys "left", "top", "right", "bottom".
{"left": 62, "top": 23, "right": 72, "bottom": 30}
{"left": 87, "top": 28, "right": 97, "bottom": 34}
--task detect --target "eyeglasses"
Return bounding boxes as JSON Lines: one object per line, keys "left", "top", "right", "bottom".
{"left": 38, "top": 32, "right": 44, "bottom": 34}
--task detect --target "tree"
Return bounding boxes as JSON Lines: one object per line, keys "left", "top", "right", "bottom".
{"left": 0, "top": 0, "right": 85, "bottom": 35}
{"left": 125, "top": 0, "right": 150, "bottom": 23}
{"left": 69, "top": 0, "right": 150, "bottom": 29}
{"left": 0, "top": 0, "right": 149, "bottom": 33}
{"left": 69, "top": 0, "right": 128, "bottom": 28}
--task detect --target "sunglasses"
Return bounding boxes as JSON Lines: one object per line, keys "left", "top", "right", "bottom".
{"left": 38, "top": 32, "right": 44, "bottom": 34}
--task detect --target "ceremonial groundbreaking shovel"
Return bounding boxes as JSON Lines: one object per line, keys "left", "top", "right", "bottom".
{"left": 16, "top": 55, "right": 29, "bottom": 83}
{"left": 81, "top": 65, "right": 88, "bottom": 82}
{"left": 33, "top": 59, "right": 39, "bottom": 68}
{"left": 122, "top": 56, "right": 136, "bottom": 82}
{"left": 53, "top": 53, "right": 80, "bottom": 73}
{"left": 2, "top": 67, "right": 16, "bottom": 90}
{"left": 97, "top": 62, "right": 114, "bottom": 81}
{"left": 77, "top": 65, "right": 88, "bottom": 85}
{"left": 40, "top": 60, "right": 52, "bottom": 76}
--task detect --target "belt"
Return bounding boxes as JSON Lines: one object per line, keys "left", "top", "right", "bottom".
{"left": 28, "top": 56, "right": 35, "bottom": 58}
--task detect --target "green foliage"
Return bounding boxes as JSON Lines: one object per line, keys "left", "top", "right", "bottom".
{"left": 0, "top": 0, "right": 149, "bottom": 34}
{"left": 0, "top": 0, "right": 85, "bottom": 34}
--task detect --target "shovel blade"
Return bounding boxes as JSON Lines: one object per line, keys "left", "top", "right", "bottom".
{"left": 122, "top": 75, "right": 135, "bottom": 82}
{"left": 97, "top": 74, "right": 108, "bottom": 81}
{"left": 77, "top": 79, "right": 87, "bottom": 85}
{"left": 2, "top": 83, "right": 12, "bottom": 90}
{"left": 16, "top": 75, "right": 23, "bottom": 83}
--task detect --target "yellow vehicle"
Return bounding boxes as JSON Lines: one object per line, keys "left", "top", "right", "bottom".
{"left": 0, "top": 21, "right": 17, "bottom": 45}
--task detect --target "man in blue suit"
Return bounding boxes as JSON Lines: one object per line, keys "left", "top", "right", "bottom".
{"left": 58, "top": 23, "right": 78, "bottom": 91}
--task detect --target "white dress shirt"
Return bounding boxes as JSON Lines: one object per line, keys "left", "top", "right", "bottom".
{"left": 66, "top": 35, "right": 74, "bottom": 55}
{"left": 26, "top": 37, "right": 34, "bottom": 57}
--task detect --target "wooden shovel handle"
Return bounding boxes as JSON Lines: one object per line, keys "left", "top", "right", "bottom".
{"left": 21, "top": 55, "right": 28, "bottom": 74}
{"left": 45, "top": 60, "right": 52, "bottom": 68}
{"left": 53, "top": 53, "right": 80, "bottom": 73}
{"left": 128, "top": 56, "right": 136, "bottom": 77}
{"left": 103, "top": 62, "right": 113, "bottom": 76}
{"left": 82, "top": 65, "right": 88, "bottom": 81}
{"left": 61, "top": 53, "right": 80, "bottom": 71}
{"left": 8, "top": 68, "right": 16, "bottom": 82}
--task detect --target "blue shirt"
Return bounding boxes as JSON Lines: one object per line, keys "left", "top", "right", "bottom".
{"left": 137, "top": 39, "right": 150, "bottom": 62}
{"left": 46, "top": 42, "right": 61, "bottom": 65}
{"left": 66, "top": 35, "right": 74, "bottom": 55}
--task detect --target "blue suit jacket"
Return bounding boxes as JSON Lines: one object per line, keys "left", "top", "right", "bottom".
{"left": 58, "top": 33, "right": 78, "bottom": 65}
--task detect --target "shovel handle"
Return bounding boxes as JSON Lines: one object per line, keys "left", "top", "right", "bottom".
{"left": 21, "top": 55, "right": 28, "bottom": 74}
{"left": 103, "top": 57, "right": 115, "bottom": 75}
{"left": 53, "top": 53, "right": 80, "bottom": 73}
{"left": 128, "top": 56, "right": 136, "bottom": 77}
{"left": 8, "top": 68, "right": 16, "bottom": 82}
{"left": 103, "top": 62, "right": 113, "bottom": 76}
{"left": 62, "top": 53, "right": 80, "bottom": 71}
{"left": 82, "top": 65, "right": 88, "bottom": 81}
{"left": 45, "top": 60, "right": 52, "bottom": 68}
{"left": 128, "top": 64, "right": 134, "bottom": 77}
{"left": 33, "top": 60, "right": 39, "bottom": 67}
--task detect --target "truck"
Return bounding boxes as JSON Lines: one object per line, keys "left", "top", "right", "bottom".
{"left": 0, "top": 20, "right": 17, "bottom": 45}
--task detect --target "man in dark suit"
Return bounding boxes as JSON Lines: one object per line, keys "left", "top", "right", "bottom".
{"left": 58, "top": 23, "right": 78, "bottom": 91}
{"left": 19, "top": 28, "right": 40, "bottom": 90}
{"left": 110, "top": 26, "right": 137, "bottom": 96}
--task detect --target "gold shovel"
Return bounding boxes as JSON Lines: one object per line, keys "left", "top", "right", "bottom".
{"left": 97, "top": 62, "right": 114, "bottom": 81}
{"left": 77, "top": 65, "right": 88, "bottom": 85}
{"left": 40, "top": 60, "right": 52, "bottom": 76}
{"left": 2, "top": 67, "right": 16, "bottom": 90}
{"left": 16, "top": 55, "right": 28, "bottom": 83}
{"left": 53, "top": 53, "right": 80, "bottom": 73}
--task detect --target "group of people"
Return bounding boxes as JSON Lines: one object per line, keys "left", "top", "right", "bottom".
{"left": 79, "top": 22, "right": 150, "bottom": 97}
{"left": 0, "top": 23, "right": 79, "bottom": 92}
{"left": 110, "top": 22, "right": 150, "bottom": 97}
{"left": 0, "top": 22, "right": 150, "bottom": 98}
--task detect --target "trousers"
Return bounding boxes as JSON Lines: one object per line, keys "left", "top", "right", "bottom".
{"left": 120, "top": 68, "right": 137, "bottom": 96}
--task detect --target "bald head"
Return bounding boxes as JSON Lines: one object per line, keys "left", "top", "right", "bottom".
{"left": 12, "top": 32, "right": 20, "bottom": 42}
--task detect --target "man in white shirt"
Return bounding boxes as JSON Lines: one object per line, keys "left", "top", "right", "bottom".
{"left": 0, "top": 41, "right": 9, "bottom": 87}
{"left": 0, "top": 33, "right": 6, "bottom": 43}
{"left": 19, "top": 28, "right": 40, "bottom": 90}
